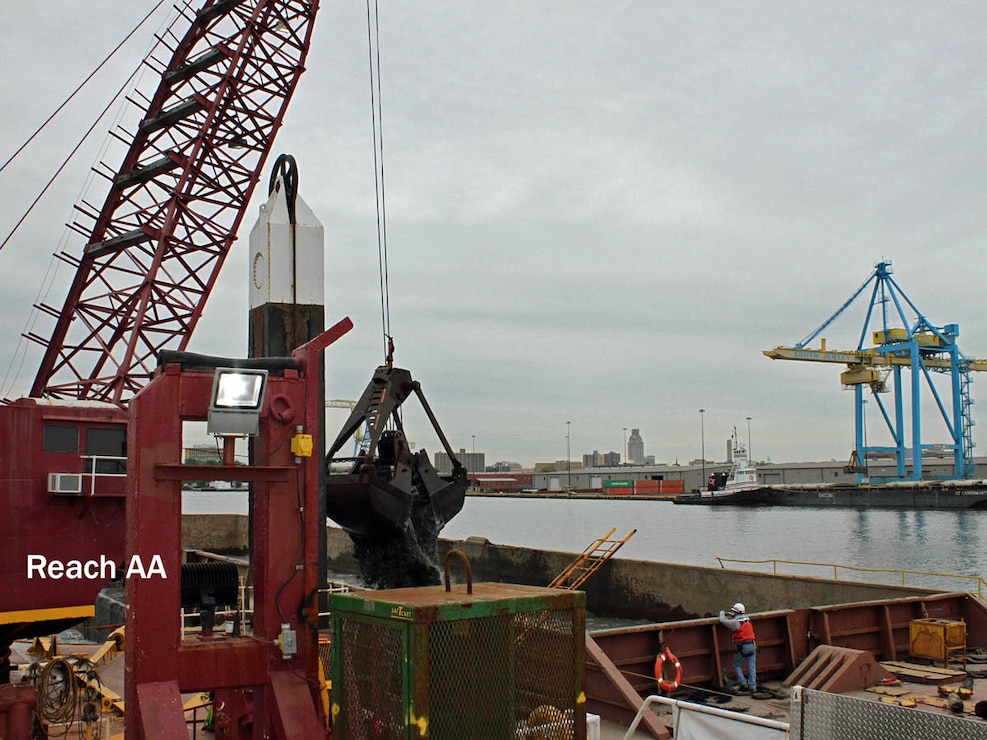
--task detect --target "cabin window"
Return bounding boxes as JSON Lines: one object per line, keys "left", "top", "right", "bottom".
{"left": 43, "top": 424, "right": 79, "bottom": 453}
{"left": 86, "top": 427, "right": 127, "bottom": 474}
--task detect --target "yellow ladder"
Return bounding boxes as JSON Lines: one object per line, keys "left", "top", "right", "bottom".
{"left": 548, "top": 527, "right": 636, "bottom": 590}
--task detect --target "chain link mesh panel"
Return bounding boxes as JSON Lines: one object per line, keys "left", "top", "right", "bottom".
{"left": 427, "top": 608, "right": 580, "bottom": 738}
{"left": 428, "top": 613, "right": 515, "bottom": 737}
{"left": 514, "top": 609, "right": 579, "bottom": 727}
{"left": 335, "top": 618, "right": 405, "bottom": 739}
{"left": 790, "top": 686, "right": 987, "bottom": 739}
{"left": 318, "top": 637, "right": 332, "bottom": 681}
{"left": 331, "top": 588, "right": 584, "bottom": 739}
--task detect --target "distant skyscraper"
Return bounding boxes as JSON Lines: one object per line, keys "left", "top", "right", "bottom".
{"left": 628, "top": 428, "right": 644, "bottom": 465}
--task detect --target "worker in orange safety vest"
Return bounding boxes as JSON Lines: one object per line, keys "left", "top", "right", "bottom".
{"left": 719, "top": 601, "right": 756, "bottom": 693}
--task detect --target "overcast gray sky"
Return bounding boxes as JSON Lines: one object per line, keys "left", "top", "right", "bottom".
{"left": 2, "top": 2, "right": 986, "bottom": 468}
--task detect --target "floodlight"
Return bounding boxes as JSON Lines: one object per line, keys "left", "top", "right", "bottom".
{"left": 214, "top": 371, "right": 265, "bottom": 409}
{"left": 207, "top": 368, "right": 268, "bottom": 436}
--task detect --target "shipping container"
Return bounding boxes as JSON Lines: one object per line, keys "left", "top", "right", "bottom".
{"left": 476, "top": 478, "right": 519, "bottom": 492}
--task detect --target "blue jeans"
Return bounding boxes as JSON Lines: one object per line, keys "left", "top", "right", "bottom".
{"left": 734, "top": 642, "right": 756, "bottom": 689}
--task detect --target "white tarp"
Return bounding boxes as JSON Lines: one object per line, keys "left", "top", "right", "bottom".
{"left": 674, "top": 705, "right": 788, "bottom": 740}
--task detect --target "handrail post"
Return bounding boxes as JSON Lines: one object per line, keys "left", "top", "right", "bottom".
{"left": 717, "top": 557, "right": 983, "bottom": 596}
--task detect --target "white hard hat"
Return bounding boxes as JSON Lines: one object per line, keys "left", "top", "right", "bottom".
{"left": 731, "top": 602, "right": 746, "bottom": 614}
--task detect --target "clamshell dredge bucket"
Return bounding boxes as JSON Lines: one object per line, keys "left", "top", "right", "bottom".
{"left": 325, "top": 365, "right": 467, "bottom": 539}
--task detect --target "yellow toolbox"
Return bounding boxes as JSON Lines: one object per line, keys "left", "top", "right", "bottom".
{"left": 909, "top": 618, "right": 966, "bottom": 670}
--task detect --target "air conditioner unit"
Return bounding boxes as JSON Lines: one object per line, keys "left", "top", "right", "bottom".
{"left": 48, "top": 473, "right": 83, "bottom": 494}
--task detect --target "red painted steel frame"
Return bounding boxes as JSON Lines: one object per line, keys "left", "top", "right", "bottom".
{"left": 0, "top": 399, "right": 127, "bottom": 642}
{"left": 30, "top": 0, "right": 320, "bottom": 404}
{"left": 124, "top": 318, "right": 351, "bottom": 740}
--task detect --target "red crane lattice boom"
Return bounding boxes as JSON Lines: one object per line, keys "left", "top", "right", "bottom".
{"left": 27, "top": 0, "right": 320, "bottom": 404}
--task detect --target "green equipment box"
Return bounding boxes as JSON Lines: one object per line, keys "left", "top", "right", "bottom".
{"left": 329, "top": 580, "right": 586, "bottom": 739}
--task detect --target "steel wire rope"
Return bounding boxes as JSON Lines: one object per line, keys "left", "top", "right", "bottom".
{"left": 0, "top": 3, "right": 178, "bottom": 400}
{"left": 0, "top": 71, "right": 134, "bottom": 399}
{"left": 365, "top": 0, "right": 392, "bottom": 364}
{"left": 0, "top": 1, "right": 166, "bottom": 179}
{"left": 619, "top": 664, "right": 743, "bottom": 702}
{"left": 34, "top": 655, "right": 106, "bottom": 738}
{"left": 0, "top": 2, "right": 170, "bottom": 255}
{"left": 0, "top": 78, "right": 139, "bottom": 253}
{"left": 0, "top": 69, "right": 140, "bottom": 401}
{"left": 37, "top": 656, "right": 79, "bottom": 728}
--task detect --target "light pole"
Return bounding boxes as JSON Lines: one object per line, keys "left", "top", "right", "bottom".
{"left": 623, "top": 427, "right": 627, "bottom": 465}
{"left": 471, "top": 434, "right": 476, "bottom": 473}
{"left": 861, "top": 399, "right": 868, "bottom": 477}
{"left": 699, "top": 408, "right": 706, "bottom": 490}
{"left": 746, "top": 416, "right": 752, "bottom": 463}
{"left": 566, "top": 421, "right": 571, "bottom": 490}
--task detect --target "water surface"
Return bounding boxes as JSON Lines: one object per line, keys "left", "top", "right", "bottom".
{"left": 183, "top": 491, "right": 987, "bottom": 593}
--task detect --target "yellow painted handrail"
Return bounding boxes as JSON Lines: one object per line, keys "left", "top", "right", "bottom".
{"left": 716, "top": 557, "right": 986, "bottom": 599}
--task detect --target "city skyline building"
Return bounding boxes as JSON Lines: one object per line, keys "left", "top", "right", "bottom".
{"left": 435, "top": 448, "right": 485, "bottom": 475}
{"left": 582, "top": 450, "right": 622, "bottom": 468}
{"left": 628, "top": 428, "right": 644, "bottom": 465}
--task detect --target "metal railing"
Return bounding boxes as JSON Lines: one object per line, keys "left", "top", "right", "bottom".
{"left": 624, "top": 694, "right": 789, "bottom": 739}
{"left": 180, "top": 581, "right": 354, "bottom": 635}
{"left": 717, "top": 556, "right": 987, "bottom": 598}
{"left": 81, "top": 454, "right": 127, "bottom": 496}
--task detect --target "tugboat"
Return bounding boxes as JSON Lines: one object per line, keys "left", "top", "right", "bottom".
{"left": 674, "top": 429, "right": 771, "bottom": 505}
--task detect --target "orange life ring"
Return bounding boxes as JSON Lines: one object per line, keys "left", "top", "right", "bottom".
{"left": 654, "top": 645, "right": 682, "bottom": 692}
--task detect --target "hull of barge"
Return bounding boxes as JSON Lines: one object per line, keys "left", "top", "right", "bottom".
{"left": 766, "top": 481, "right": 987, "bottom": 509}
{"left": 674, "top": 481, "right": 987, "bottom": 509}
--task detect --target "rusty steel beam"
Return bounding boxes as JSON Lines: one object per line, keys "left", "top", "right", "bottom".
{"left": 586, "top": 635, "right": 670, "bottom": 739}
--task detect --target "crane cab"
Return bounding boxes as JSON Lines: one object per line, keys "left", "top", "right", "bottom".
{"left": 0, "top": 397, "right": 128, "bottom": 655}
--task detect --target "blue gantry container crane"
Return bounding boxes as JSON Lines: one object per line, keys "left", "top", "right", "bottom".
{"left": 764, "top": 260, "right": 987, "bottom": 483}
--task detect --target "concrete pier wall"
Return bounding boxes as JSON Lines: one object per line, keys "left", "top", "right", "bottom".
{"left": 183, "top": 514, "right": 251, "bottom": 554}
{"left": 430, "top": 534, "right": 931, "bottom": 622}
{"left": 184, "top": 514, "right": 932, "bottom": 622}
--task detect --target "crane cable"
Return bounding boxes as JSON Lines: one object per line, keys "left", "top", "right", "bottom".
{"left": 0, "top": 3, "right": 171, "bottom": 401}
{"left": 0, "top": 0, "right": 167, "bottom": 254}
{"left": 365, "top": 0, "right": 392, "bottom": 365}
{"left": 0, "top": 68, "right": 142, "bottom": 400}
